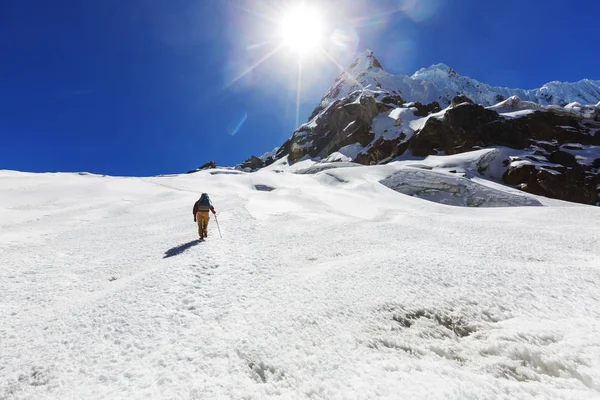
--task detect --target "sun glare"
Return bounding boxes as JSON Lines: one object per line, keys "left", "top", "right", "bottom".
{"left": 280, "top": 4, "right": 323, "bottom": 55}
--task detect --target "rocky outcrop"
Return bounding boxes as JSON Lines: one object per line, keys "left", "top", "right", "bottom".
{"left": 286, "top": 92, "right": 382, "bottom": 162}
{"left": 410, "top": 103, "right": 502, "bottom": 156}
{"left": 547, "top": 151, "right": 577, "bottom": 167}
{"left": 502, "top": 162, "right": 599, "bottom": 205}
{"left": 450, "top": 95, "right": 474, "bottom": 107}
{"left": 187, "top": 161, "right": 216, "bottom": 174}
{"left": 408, "top": 104, "right": 600, "bottom": 204}
{"left": 411, "top": 103, "right": 600, "bottom": 157}
{"left": 411, "top": 101, "right": 441, "bottom": 117}
{"left": 240, "top": 156, "right": 264, "bottom": 170}
{"left": 354, "top": 136, "right": 410, "bottom": 165}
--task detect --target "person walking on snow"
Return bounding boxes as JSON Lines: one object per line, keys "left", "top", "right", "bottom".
{"left": 193, "top": 193, "right": 216, "bottom": 239}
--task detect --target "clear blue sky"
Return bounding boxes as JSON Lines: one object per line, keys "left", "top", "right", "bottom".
{"left": 1, "top": 0, "right": 599, "bottom": 176}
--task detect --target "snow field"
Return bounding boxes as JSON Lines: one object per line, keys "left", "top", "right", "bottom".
{"left": 1, "top": 165, "right": 600, "bottom": 399}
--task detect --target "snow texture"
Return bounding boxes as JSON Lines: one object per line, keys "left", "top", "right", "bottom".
{"left": 1, "top": 166, "right": 600, "bottom": 399}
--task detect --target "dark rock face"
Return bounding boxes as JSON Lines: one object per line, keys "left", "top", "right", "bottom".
{"left": 287, "top": 92, "right": 382, "bottom": 162}
{"left": 187, "top": 161, "right": 216, "bottom": 174}
{"left": 509, "top": 112, "right": 599, "bottom": 146}
{"left": 450, "top": 95, "right": 474, "bottom": 107}
{"left": 406, "top": 104, "right": 600, "bottom": 204}
{"left": 410, "top": 104, "right": 599, "bottom": 156}
{"left": 412, "top": 101, "right": 442, "bottom": 117}
{"left": 410, "top": 103, "right": 502, "bottom": 156}
{"left": 240, "top": 156, "right": 264, "bottom": 170}
{"left": 503, "top": 164, "right": 538, "bottom": 186}
{"left": 354, "top": 136, "right": 410, "bottom": 165}
{"left": 502, "top": 163, "right": 598, "bottom": 205}
{"left": 379, "top": 94, "right": 405, "bottom": 110}
{"left": 548, "top": 151, "right": 577, "bottom": 167}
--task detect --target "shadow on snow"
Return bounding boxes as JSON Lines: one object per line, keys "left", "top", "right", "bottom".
{"left": 163, "top": 239, "right": 202, "bottom": 258}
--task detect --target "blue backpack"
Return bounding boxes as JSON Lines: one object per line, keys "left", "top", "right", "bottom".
{"left": 197, "top": 193, "right": 211, "bottom": 211}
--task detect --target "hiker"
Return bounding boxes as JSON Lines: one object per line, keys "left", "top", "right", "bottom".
{"left": 193, "top": 193, "right": 216, "bottom": 239}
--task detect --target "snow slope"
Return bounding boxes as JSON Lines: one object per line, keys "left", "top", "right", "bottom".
{"left": 321, "top": 50, "right": 600, "bottom": 108}
{"left": 2, "top": 167, "right": 600, "bottom": 399}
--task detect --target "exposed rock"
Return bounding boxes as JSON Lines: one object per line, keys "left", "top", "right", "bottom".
{"left": 240, "top": 156, "right": 264, "bottom": 170}
{"left": 409, "top": 103, "right": 503, "bottom": 156}
{"left": 547, "top": 151, "right": 577, "bottom": 167}
{"left": 287, "top": 93, "right": 379, "bottom": 162}
{"left": 502, "top": 162, "right": 598, "bottom": 205}
{"left": 535, "top": 169, "right": 597, "bottom": 205}
{"left": 410, "top": 104, "right": 600, "bottom": 158}
{"left": 412, "top": 101, "right": 442, "bottom": 117}
{"left": 450, "top": 95, "right": 474, "bottom": 107}
{"left": 187, "top": 161, "right": 216, "bottom": 174}
{"left": 593, "top": 158, "right": 600, "bottom": 169}
{"left": 502, "top": 164, "right": 537, "bottom": 186}
{"left": 264, "top": 156, "right": 276, "bottom": 167}
{"left": 355, "top": 136, "right": 410, "bottom": 165}
{"left": 379, "top": 94, "right": 406, "bottom": 109}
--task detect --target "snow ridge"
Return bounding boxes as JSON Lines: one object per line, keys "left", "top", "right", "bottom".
{"left": 321, "top": 50, "right": 600, "bottom": 108}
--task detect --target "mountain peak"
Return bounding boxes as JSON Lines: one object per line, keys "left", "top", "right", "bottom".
{"left": 346, "top": 49, "right": 384, "bottom": 72}
{"left": 411, "top": 63, "right": 458, "bottom": 79}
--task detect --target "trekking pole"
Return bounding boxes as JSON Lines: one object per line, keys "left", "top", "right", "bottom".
{"left": 214, "top": 213, "right": 223, "bottom": 238}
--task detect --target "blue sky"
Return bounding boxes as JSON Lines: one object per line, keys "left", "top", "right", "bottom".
{"left": 1, "top": 0, "right": 599, "bottom": 176}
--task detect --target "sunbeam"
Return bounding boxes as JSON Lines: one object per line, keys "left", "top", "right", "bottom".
{"left": 348, "top": 8, "right": 403, "bottom": 28}
{"left": 224, "top": 45, "right": 283, "bottom": 89}
{"left": 295, "top": 58, "right": 302, "bottom": 128}
{"left": 231, "top": 3, "right": 280, "bottom": 25}
{"left": 246, "top": 40, "right": 274, "bottom": 51}
{"left": 319, "top": 48, "right": 365, "bottom": 90}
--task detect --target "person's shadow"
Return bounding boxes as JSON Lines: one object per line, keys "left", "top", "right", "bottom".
{"left": 163, "top": 239, "right": 202, "bottom": 258}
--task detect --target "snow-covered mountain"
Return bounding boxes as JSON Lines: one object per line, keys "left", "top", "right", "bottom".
{"left": 2, "top": 166, "right": 600, "bottom": 399}
{"left": 319, "top": 50, "right": 600, "bottom": 108}
{"left": 240, "top": 51, "right": 600, "bottom": 206}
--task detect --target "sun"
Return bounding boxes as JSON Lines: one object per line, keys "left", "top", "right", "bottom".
{"left": 279, "top": 4, "right": 324, "bottom": 55}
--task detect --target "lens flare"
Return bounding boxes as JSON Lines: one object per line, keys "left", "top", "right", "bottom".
{"left": 397, "top": 0, "right": 443, "bottom": 22}
{"left": 329, "top": 28, "right": 359, "bottom": 52}
{"left": 229, "top": 112, "right": 248, "bottom": 136}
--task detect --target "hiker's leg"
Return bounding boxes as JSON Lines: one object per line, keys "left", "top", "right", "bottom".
{"left": 196, "top": 212, "right": 203, "bottom": 238}
{"left": 201, "top": 212, "right": 209, "bottom": 237}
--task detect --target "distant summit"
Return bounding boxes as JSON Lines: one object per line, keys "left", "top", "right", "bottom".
{"left": 345, "top": 49, "right": 384, "bottom": 72}
{"left": 411, "top": 63, "right": 456, "bottom": 76}
{"left": 322, "top": 51, "right": 600, "bottom": 108}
